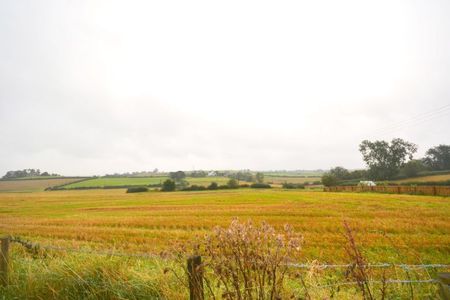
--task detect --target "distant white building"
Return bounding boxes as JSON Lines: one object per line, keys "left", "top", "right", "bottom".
{"left": 359, "top": 181, "right": 376, "bottom": 186}
{"left": 207, "top": 171, "right": 217, "bottom": 177}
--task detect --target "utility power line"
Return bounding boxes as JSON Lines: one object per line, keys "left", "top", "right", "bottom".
{"left": 371, "top": 103, "right": 450, "bottom": 138}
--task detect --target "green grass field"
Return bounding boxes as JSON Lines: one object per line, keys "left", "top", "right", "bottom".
{"left": 63, "top": 176, "right": 233, "bottom": 189}
{"left": 184, "top": 176, "right": 233, "bottom": 185}
{"left": 63, "top": 176, "right": 168, "bottom": 188}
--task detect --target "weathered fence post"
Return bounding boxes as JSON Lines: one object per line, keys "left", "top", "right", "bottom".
{"left": 438, "top": 273, "right": 450, "bottom": 300}
{"left": 187, "top": 255, "right": 204, "bottom": 300}
{"left": 0, "top": 236, "right": 10, "bottom": 287}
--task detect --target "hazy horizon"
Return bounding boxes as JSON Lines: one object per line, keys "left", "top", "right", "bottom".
{"left": 1, "top": 0, "right": 450, "bottom": 176}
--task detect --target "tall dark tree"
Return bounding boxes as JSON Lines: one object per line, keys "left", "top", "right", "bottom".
{"left": 169, "top": 171, "right": 186, "bottom": 182}
{"left": 359, "top": 138, "right": 417, "bottom": 180}
{"left": 328, "top": 167, "right": 350, "bottom": 180}
{"left": 255, "top": 172, "right": 264, "bottom": 183}
{"left": 321, "top": 173, "right": 337, "bottom": 187}
{"left": 423, "top": 145, "right": 450, "bottom": 171}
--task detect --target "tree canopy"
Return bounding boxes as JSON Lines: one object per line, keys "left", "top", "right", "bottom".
{"left": 2, "top": 169, "right": 59, "bottom": 179}
{"left": 255, "top": 172, "right": 264, "bottom": 183}
{"left": 359, "top": 138, "right": 417, "bottom": 180}
{"left": 423, "top": 144, "right": 450, "bottom": 171}
{"left": 169, "top": 171, "right": 186, "bottom": 181}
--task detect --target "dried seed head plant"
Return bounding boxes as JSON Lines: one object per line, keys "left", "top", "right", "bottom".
{"left": 200, "top": 219, "right": 303, "bottom": 300}
{"left": 343, "top": 220, "right": 376, "bottom": 300}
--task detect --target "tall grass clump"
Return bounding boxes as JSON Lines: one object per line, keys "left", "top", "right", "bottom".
{"left": 1, "top": 245, "right": 185, "bottom": 300}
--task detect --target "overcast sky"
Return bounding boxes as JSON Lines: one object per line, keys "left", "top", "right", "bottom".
{"left": 1, "top": 0, "right": 450, "bottom": 176}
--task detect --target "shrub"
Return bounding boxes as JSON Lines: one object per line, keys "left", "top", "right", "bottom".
{"left": 207, "top": 182, "right": 218, "bottom": 190}
{"left": 250, "top": 183, "right": 271, "bottom": 189}
{"left": 321, "top": 174, "right": 337, "bottom": 187}
{"left": 227, "top": 178, "right": 239, "bottom": 189}
{"left": 400, "top": 159, "right": 426, "bottom": 177}
{"left": 182, "top": 185, "right": 206, "bottom": 191}
{"left": 282, "top": 183, "right": 305, "bottom": 189}
{"left": 161, "top": 179, "right": 176, "bottom": 191}
{"left": 239, "top": 183, "right": 250, "bottom": 188}
{"left": 126, "top": 186, "right": 148, "bottom": 193}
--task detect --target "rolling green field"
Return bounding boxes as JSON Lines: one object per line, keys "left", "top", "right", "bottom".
{"left": 63, "top": 176, "right": 243, "bottom": 189}
{"left": 183, "top": 176, "right": 233, "bottom": 185}
{"left": 63, "top": 176, "right": 167, "bottom": 188}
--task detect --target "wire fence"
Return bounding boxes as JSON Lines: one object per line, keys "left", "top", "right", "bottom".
{"left": 4, "top": 236, "right": 450, "bottom": 297}
{"left": 309, "top": 279, "right": 439, "bottom": 290}
{"left": 10, "top": 236, "right": 165, "bottom": 259}
{"left": 287, "top": 263, "right": 450, "bottom": 269}
{"left": 10, "top": 237, "right": 450, "bottom": 270}
{"left": 10, "top": 236, "right": 450, "bottom": 269}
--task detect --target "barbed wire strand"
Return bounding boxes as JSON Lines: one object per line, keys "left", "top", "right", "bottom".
{"left": 312, "top": 279, "right": 439, "bottom": 289}
{"left": 287, "top": 263, "right": 450, "bottom": 269}
{"left": 10, "top": 237, "right": 168, "bottom": 260}
{"left": 10, "top": 237, "right": 450, "bottom": 269}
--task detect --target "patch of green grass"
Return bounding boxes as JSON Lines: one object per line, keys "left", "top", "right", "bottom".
{"left": 184, "top": 176, "right": 232, "bottom": 185}
{"left": 63, "top": 176, "right": 234, "bottom": 189}
{"left": 64, "top": 177, "right": 167, "bottom": 188}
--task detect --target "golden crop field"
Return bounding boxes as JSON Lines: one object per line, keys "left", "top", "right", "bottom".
{"left": 0, "top": 178, "right": 85, "bottom": 192}
{"left": 394, "top": 173, "right": 450, "bottom": 183}
{"left": 0, "top": 189, "right": 448, "bottom": 263}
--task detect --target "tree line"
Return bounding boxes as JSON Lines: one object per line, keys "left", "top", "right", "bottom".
{"left": 2, "top": 169, "right": 60, "bottom": 179}
{"left": 162, "top": 170, "right": 267, "bottom": 192}
{"left": 322, "top": 139, "right": 450, "bottom": 186}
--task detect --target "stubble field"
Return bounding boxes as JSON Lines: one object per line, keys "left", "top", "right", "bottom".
{"left": 0, "top": 178, "right": 85, "bottom": 192}
{"left": 1, "top": 188, "right": 448, "bottom": 263}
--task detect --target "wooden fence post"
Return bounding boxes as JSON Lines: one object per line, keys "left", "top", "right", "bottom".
{"left": 438, "top": 273, "right": 450, "bottom": 300}
{"left": 187, "top": 255, "right": 204, "bottom": 300}
{"left": 0, "top": 236, "right": 10, "bottom": 287}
